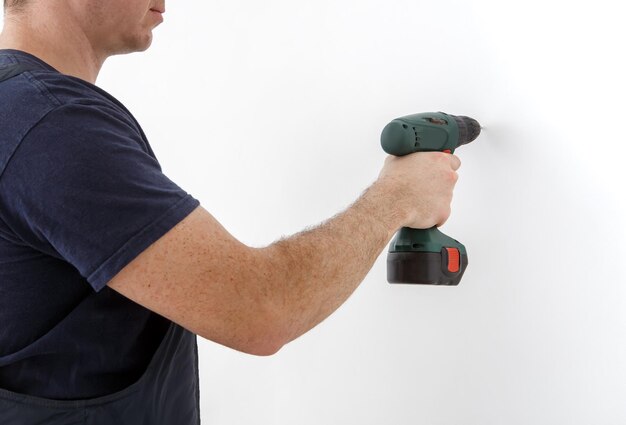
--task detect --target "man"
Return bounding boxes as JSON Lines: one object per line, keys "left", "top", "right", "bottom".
{"left": 0, "top": 0, "right": 461, "bottom": 423}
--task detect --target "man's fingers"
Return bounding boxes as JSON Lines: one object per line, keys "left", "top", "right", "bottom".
{"left": 448, "top": 154, "right": 461, "bottom": 171}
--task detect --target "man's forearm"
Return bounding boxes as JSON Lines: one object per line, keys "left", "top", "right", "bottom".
{"left": 259, "top": 180, "right": 406, "bottom": 346}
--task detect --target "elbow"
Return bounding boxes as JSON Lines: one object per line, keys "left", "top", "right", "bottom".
{"left": 224, "top": 305, "right": 289, "bottom": 357}
{"left": 245, "top": 309, "right": 288, "bottom": 356}
{"left": 237, "top": 326, "right": 287, "bottom": 357}
{"left": 248, "top": 339, "right": 285, "bottom": 357}
{"left": 208, "top": 245, "right": 290, "bottom": 357}
{"left": 243, "top": 247, "right": 290, "bottom": 357}
{"left": 197, "top": 323, "right": 286, "bottom": 357}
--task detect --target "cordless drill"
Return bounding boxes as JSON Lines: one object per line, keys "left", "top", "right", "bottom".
{"left": 381, "top": 111, "right": 481, "bottom": 285}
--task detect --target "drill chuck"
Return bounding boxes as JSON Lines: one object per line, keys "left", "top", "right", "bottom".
{"left": 452, "top": 115, "right": 481, "bottom": 146}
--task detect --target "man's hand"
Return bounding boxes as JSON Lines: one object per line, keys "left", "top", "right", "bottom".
{"left": 376, "top": 152, "right": 461, "bottom": 229}
{"left": 107, "top": 152, "right": 461, "bottom": 356}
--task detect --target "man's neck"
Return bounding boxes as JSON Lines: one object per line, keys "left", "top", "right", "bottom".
{"left": 0, "top": 11, "right": 105, "bottom": 84}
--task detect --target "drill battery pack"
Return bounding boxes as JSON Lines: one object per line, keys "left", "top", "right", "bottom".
{"left": 387, "top": 249, "right": 468, "bottom": 286}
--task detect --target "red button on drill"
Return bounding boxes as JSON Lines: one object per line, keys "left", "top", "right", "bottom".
{"left": 446, "top": 248, "right": 460, "bottom": 273}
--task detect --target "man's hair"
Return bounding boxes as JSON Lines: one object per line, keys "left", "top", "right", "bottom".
{"left": 4, "top": 0, "right": 29, "bottom": 12}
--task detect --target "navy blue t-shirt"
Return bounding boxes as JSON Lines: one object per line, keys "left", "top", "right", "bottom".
{"left": 0, "top": 49, "right": 200, "bottom": 400}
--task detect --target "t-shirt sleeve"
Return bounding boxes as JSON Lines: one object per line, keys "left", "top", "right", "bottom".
{"left": 0, "top": 103, "right": 200, "bottom": 292}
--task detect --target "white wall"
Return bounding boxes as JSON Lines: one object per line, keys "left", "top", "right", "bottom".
{"left": 3, "top": 0, "right": 626, "bottom": 423}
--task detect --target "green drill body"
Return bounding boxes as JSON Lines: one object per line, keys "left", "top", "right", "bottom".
{"left": 381, "top": 112, "right": 480, "bottom": 285}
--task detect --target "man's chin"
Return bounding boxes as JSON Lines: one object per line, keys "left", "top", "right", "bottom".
{"left": 112, "top": 34, "right": 154, "bottom": 56}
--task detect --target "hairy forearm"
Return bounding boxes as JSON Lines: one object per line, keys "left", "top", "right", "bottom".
{"left": 259, "top": 180, "right": 406, "bottom": 346}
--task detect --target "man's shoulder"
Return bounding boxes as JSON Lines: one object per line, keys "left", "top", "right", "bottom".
{"left": 34, "top": 69, "right": 124, "bottom": 108}
{"left": 7, "top": 67, "right": 130, "bottom": 120}
{"left": 0, "top": 68, "right": 145, "bottom": 178}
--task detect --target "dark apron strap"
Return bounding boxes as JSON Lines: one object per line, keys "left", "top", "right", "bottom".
{"left": 0, "top": 63, "right": 41, "bottom": 83}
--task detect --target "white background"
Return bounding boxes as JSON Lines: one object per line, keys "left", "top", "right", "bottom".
{"left": 3, "top": 0, "right": 626, "bottom": 423}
